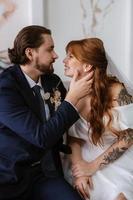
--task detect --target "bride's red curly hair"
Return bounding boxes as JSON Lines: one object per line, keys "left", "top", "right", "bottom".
{"left": 66, "top": 38, "right": 120, "bottom": 145}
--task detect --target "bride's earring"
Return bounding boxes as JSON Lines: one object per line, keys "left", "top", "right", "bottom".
{"left": 84, "top": 64, "right": 87, "bottom": 72}
{"left": 84, "top": 64, "right": 93, "bottom": 73}
{"left": 84, "top": 68, "right": 87, "bottom": 72}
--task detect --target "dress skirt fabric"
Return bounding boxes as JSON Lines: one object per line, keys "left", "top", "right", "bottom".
{"left": 63, "top": 104, "right": 133, "bottom": 200}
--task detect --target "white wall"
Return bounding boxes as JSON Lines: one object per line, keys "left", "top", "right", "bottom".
{"left": 0, "top": 0, "right": 45, "bottom": 50}
{"left": 47, "top": 0, "right": 84, "bottom": 81}
{"left": 1, "top": 0, "right": 132, "bottom": 84}
{"left": 46, "top": 0, "right": 133, "bottom": 84}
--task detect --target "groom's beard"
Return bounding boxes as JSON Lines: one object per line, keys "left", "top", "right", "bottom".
{"left": 34, "top": 58, "right": 54, "bottom": 74}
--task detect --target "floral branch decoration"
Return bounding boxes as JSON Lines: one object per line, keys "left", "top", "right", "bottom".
{"left": 43, "top": 80, "right": 61, "bottom": 111}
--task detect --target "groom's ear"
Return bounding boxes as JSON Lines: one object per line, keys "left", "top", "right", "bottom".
{"left": 25, "top": 48, "right": 33, "bottom": 61}
{"left": 83, "top": 64, "right": 93, "bottom": 73}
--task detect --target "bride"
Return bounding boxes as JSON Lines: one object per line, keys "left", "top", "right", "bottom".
{"left": 62, "top": 38, "right": 133, "bottom": 200}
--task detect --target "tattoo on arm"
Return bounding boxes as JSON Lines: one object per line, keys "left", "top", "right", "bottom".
{"left": 100, "top": 147, "right": 127, "bottom": 169}
{"left": 119, "top": 128, "right": 133, "bottom": 144}
{"left": 117, "top": 87, "right": 133, "bottom": 106}
{"left": 99, "top": 128, "right": 133, "bottom": 169}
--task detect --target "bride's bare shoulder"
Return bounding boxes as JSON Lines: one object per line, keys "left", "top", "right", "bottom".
{"left": 111, "top": 83, "right": 133, "bottom": 107}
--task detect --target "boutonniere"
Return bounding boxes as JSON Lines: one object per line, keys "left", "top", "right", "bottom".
{"left": 43, "top": 80, "right": 62, "bottom": 111}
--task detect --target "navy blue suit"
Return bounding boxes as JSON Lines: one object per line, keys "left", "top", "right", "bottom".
{"left": 0, "top": 65, "right": 82, "bottom": 200}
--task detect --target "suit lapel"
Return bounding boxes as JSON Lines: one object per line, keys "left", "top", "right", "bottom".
{"left": 10, "top": 65, "right": 43, "bottom": 122}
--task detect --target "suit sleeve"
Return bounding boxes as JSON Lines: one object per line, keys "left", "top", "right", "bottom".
{"left": 0, "top": 86, "right": 79, "bottom": 149}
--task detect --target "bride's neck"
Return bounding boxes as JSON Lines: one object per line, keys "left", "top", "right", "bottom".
{"left": 78, "top": 95, "right": 91, "bottom": 109}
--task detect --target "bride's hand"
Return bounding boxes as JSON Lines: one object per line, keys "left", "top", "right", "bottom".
{"left": 73, "top": 176, "right": 93, "bottom": 199}
{"left": 72, "top": 159, "right": 97, "bottom": 178}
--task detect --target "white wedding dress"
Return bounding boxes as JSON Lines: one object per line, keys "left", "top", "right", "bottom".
{"left": 63, "top": 103, "right": 133, "bottom": 200}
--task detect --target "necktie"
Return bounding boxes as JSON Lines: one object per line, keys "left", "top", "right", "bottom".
{"left": 32, "top": 85, "right": 56, "bottom": 176}
{"left": 32, "top": 85, "right": 46, "bottom": 122}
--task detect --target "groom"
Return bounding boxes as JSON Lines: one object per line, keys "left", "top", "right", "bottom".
{"left": 0, "top": 25, "right": 93, "bottom": 200}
